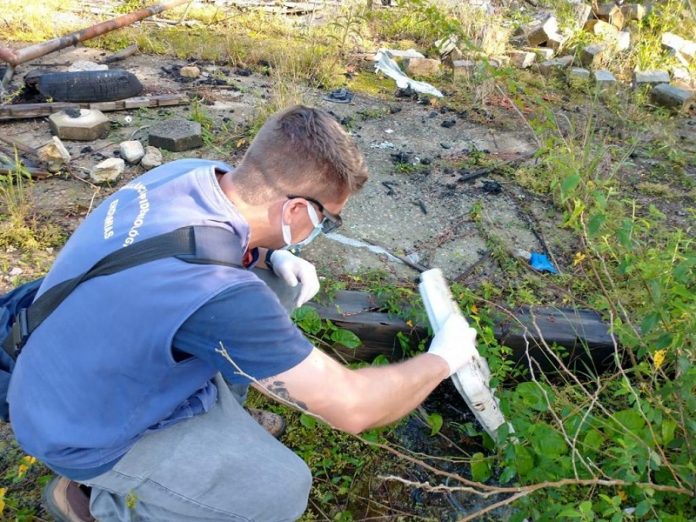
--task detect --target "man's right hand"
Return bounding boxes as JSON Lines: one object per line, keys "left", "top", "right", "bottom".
{"left": 426, "top": 314, "right": 478, "bottom": 377}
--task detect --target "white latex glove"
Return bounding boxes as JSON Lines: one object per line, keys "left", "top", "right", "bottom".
{"left": 427, "top": 313, "right": 479, "bottom": 377}
{"left": 269, "top": 250, "right": 320, "bottom": 306}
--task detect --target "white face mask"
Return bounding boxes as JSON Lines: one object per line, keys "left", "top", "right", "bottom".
{"left": 281, "top": 200, "right": 323, "bottom": 252}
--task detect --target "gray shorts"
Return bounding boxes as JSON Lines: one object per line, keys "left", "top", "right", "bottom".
{"left": 81, "top": 268, "right": 312, "bottom": 521}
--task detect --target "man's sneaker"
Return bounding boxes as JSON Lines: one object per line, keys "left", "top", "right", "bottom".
{"left": 42, "top": 476, "right": 95, "bottom": 522}
{"left": 246, "top": 408, "right": 286, "bottom": 438}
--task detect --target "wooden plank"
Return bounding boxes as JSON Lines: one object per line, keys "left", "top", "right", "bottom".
{"left": 309, "top": 290, "right": 615, "bottom": 374}
{"left": 0, "top": 94, "right": 189, "bottom": 121}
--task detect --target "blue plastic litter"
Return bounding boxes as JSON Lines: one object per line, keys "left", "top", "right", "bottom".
{"left": 529, "top": 252, "right": 558, "bottom": 274}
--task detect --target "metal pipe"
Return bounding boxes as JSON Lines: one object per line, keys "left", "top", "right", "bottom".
{"left": 0, "top": 0, "right": 190, "bottom": 67}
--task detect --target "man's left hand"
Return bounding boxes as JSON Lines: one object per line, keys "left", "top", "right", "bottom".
{"left": 269, "top": 250, "right": 320, "bottom": 306}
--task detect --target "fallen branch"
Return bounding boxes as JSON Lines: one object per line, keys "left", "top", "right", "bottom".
{"left": 100, "top": 44, "right": 139, "bottom": 64}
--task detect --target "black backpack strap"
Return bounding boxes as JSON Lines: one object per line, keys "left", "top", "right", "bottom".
{"left": 2, "top": 225, "right": 244, "bottom": 360}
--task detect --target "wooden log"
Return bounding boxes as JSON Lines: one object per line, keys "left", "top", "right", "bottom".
{"left": 309, "top": 290, "right": 615, "bottom": 374}
{"left": 0, "top": 94, "right": 189, "bottom": 121}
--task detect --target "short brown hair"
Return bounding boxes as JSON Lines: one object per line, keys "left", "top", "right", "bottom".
{"left": 234, "top": 105, "right": 368, "bottom": 203}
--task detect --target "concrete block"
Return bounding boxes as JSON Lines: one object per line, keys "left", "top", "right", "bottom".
{"left": 90, "top": 158, "right": 125, "bottom": 184}
{"left": 148, "top": 120, "right": 203, "bottom": 152}
{"left": 525, "top": 47, "right": 555, "bottom": 60}
{"left": 49, "top": 109, "right": 110, "bottom": 141}
{"left": 585, "top": 19, "right": 620, "bottom": 38}
{"left": 634, "top": 70, "right": 670, "bottom": 87}
{"left": 180, "top": 65, "right": 201, "bottom": 78}
{"left": 509, "top": 51, "right": 536, "bottom": 69}
{"left": 595, "top": 4, "right": 625, "bottom": 29}
{"left": 580, "top": 44, "right": 606, "bottom": 67}
{"left": 119, "top": 140, "right": 145, "bottom": 164}
{"left": 546, "top": 32, "right": 568, "bottom": 52}
{"left": 621, "top": 4, "right": 646, "bottom": 21}
{"left": 569, "top": 67, "right": 591, "bottom": 84}
{"left": 37, "top": 136, "right": 71, "bottom": 173}
{"left": 539, "top": 56, "right": 574, "bottom": 76}
{"left": 662, "top": 32, "right": 685, "bottom": 53}
{"left": 526, "top": 16, "right": 559, "bottom": 46}
{"left": 572, "top": 4, "right": 592, "bottom": 29}
{"left": 141, "top": 146, "right": 163, "bottom": 170}
{"left": 452, "top": 60, "right": 477, "bottom": 78}
{"left": 650, "top": 84, "right": 695, "bottom": 111}
{"left": 405, "top": 57, "right": 441, "bottom": 77}
{"left": 615, "top": 31, "right": 631, "bottom": 52}
{"left": 671, "top": 67, "right": 691, "bottom": 83}
{"left": 594, "top": 70, "right": 617, "bottom": 88}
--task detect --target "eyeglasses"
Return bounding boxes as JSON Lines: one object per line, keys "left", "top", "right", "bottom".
{"left": 286, "top": 194, "right": 343, "bottom": 234}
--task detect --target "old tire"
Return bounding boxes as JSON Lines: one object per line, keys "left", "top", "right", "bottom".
{"left": 36, "top": 70, "right": 143, "bottom": 103}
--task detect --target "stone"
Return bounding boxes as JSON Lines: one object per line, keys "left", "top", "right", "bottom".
{"left": 405, "top": 57, "right": 441, "bottom": 77}
{"left": 572, "top": 4, "right": 592, "bottom": 29}
{"left": 538, "top": 56, "right": 574, "bottom": 76}
{"left": 179, "top": 65, "right": 201, "bottom": 78}
{"left": 435, "top": 35, "right": 461, "bottom": 59}
{"left": 594, "top": 69, "right": 617, "bottom": 88}
{"left": 452, "top": 60, "right": 477, "bottom": 78}
{"left": 615, "top": 31, "right": 631, "bottom": 52}
{"left": 681, "top": 40, "right": 696, "bottom": 59}
{"left": 509, "top": 50, "right": 536, "bottom": 69}
{"left": 585, "top": 19, "right": 620, "bottom": 38}
{"left": 525, "top": 16, "right": 559, "bottom": 46}
{"left": 90, "top": 158, "right": 125, "bottom": 184}
{"left": 634, "top": 70, "right": 670, "bottom": 87}
{"left": 569, "top": 67, "right": 591, "bottom": 84}
{"left": 621, "top": 4, "right": 646, "bottom": 22}
{"left": 595, "top": 4, "right": 624, "bottom": 29}
{"left": 68, "top": 60, "right": 108, "bottom": 72}
{"left": 650, "top": 84, "right": 695, "bottom": 111}
{"left": 580, "top": 44, "right": 606, "bottom": 67}
{"left": 547, "top": 32, "right": 569, "bottom": 52}
{"left": 662, "top": 32, "right": 696, "bottom": 58}
{"left": 37, "top": 136, "right": 71, "bottom": 173}
{"left": 148, "top": 120, "right": 203, "bottom": 152}
{"left": 140, "top": 146, "right": 163, "bottom": 170}
{"left": 526, "top": 47, "right": 555, "bottom": 60}
{"left": 671, "top": 67, "right": 691, "bottom": 83}
{"left": 119, "top": 140, "right": 145, "bottom": 164}
{"left": 48, "top": 109, "right": 110, "bottom": 141}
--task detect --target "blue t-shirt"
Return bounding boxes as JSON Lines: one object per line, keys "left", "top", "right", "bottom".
{"left": 173, "top": 281, "right": 313, "bottom": 384}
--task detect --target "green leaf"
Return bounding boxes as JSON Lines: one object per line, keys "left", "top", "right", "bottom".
{"left": 587, "top": 212, "right": 607, "bottom": 236}
{"left": 427, "top": 413, "right": 443, "bottom": 436}
{"left": 499, "top": 466, "right": 516, "bottom": 484}
{"left": 371, "top": 354, "right": 390, "bottom": 366}
{"left": 299, "top": 413, "right": 316, "bottom": 429}
{"left": 470, "top": 452, "right": 491, "bottom": 482}
{"left": 613, "top": 409, "right": 645, "bottom": 433}
{"left": 583, "top": 429, "right": 604, "bottom": 453}
{"left": 560, "top": 174, "right": 581, "bottom": 200}
{"left": 531, "top": 423, "right": 567, "bottom": 457}
{"left": 330, "top": 328, "right": 361, "bottom": 349}
{"left": 514, "top": 445, "right": 534, "bottom": 476}
{"left": 641, "top": 312, "right": 660, "bottom": 335}
{"left": 292, "top": 307, "right": 323, "bottom": 335}
{"left": 635, "top": 500, "right": 651, "bottom": 517}
{"left": 515, "top": 382, "right": 549, "bottom": 412}
{"left": 661, "top": 419, "right": 677, "bottom": 445}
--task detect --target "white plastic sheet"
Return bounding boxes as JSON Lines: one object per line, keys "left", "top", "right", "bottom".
{"left": 373, "top": 49, "right": 444, "bottom": 98}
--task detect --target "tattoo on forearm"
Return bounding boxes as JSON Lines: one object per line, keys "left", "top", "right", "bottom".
{"left": 260, "top": 379, "right": 308, "bottom": 410}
